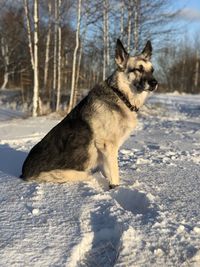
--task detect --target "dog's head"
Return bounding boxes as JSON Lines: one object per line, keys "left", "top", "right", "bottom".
{"left": 115, "top": 39, "right": 158, "bottom": 93}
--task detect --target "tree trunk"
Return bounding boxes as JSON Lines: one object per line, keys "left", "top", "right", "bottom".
{"left": 73, "top": 6, "right": 89, "bottom": 107}
{"left": 127, "top": 1, "right": 132, "bottom": 53}
{"left": 73, "top": 43, "right": 82, "bottom": 106}
{"left": 120, "top": 1, "right": 124, "bottom": 39}
{"left": 56, "top": 0, "right": 62, "bottom": 111}
{"left": 24, "top": 0, "right": 39, "bottom": 116}
{"left": 181, "top": 55, "right": 186, "bottom": 92}
{"left": 24, "top": 0, "right": 34, "bottom": 69}
{"left": 44, "top": 0, "right": 52, "bottom": 93}
{"left": 52, "top": 0, "right": 58, "bottom": 111}
{"left": 194, "top": 50, "right": 199, "bottom": 88}
{"left": 1, "top": 72, "right": 9, "bottom": 90}
{"left": 68, "top": 0, "right": 82, "bottom": 113}
{"left": 105, "top": 0, "right": 109, "bottom": 71}
{"left": 133, "top": 0, "right": 140, "bottom": 53}
{"left": 1, "top": 37, "right": 9, "bottom": 89}
{"left": 32, "top": 0, "right": 39, "bottom": 117}
{"left": 103, "top": 0, "right": 109, "bottom": 80}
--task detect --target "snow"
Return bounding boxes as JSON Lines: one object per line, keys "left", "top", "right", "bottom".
{"left": 0, "top": 93, "right": 200, "bottom": 266}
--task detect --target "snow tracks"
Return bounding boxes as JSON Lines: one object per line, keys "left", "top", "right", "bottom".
{"left": 66, "top": 171, "right": 200, "bottom": 267}
{"left": 66, "top": 178, "right": 159, "bottom": 267}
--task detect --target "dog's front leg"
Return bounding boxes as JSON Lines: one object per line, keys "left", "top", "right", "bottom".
{"left": 97, "top": 141, "right": 120, "bottom": 187}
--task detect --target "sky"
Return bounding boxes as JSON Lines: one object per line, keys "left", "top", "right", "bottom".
{"left": 175, "top": 0, "right": 200, "bottom": 39}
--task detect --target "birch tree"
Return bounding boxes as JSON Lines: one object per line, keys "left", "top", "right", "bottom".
{"left": 73, "top": 5, "right": 89, "bottom": 107}
{"left": 24, "top": 0, "right": 40, "bottom": 117}
{"left": 68, "top": 0, "right": 82, "bottom": 113}
{"left": 52, "top": 0, "right": 58, "bottom": 110}
{"left": 0, "top": 37, "right": 9, "bottom": 89}
{"left": 120, "top": 1, "right": 124, "bottom": 39}
{"left": 194, "top": 50, "right": 199, "bottom": 88}
{"left": 24, "top": 0, "right": 34, "bottom": 68}
{"left": 127, "top": 0, "right": 133, "bottom": 53}
{"left": 133, "top": 0, "right": 140, "bottom": 53}
{"left": 0, "top": 7, "right": 27, "bottom": 91}
{"left": 33, "top": 0, "right": 39, "bottom": 117}
{"left": 44, "top": 0, "right": 52, "bottom": 92}
{"left": 56, "top": 0, "right": 62, "bottom": 111}
{"left": 103, "top": 0, "right": 109, "bottom": 80}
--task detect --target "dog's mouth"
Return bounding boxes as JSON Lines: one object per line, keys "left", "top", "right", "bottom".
{"left": 148, "top": 84, "right": 158, "bottom": 92}
{"left": 133, "top": 79, "right": 158, "bottom": 92}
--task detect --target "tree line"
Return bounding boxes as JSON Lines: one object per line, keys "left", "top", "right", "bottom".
{"left": 0, "top": 0, "right": 199, "bottom": 116}
{"left": 157, "top": 36, "right": 200, "bottom": 94}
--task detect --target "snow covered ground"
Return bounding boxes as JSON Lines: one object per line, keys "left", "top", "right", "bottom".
{"left": 0, "top": 94, "right": 200, "bottom": 267}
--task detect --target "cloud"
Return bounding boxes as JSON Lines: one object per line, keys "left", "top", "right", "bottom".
{"left": 178, "top": 8, "right": 200, "bottom": 21}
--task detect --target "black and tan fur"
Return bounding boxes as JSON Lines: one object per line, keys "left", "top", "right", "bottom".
{"left": 21, "top": 39, "right": 158, "bottom": 187}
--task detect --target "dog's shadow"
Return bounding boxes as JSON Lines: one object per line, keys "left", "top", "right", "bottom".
{"left": 0, "top": 144, "right": 27, "bottom": 177}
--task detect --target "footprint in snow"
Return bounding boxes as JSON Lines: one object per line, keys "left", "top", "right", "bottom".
{"left": 111, "top": 187, "right": 158, "bottom": 221}
{"left": 24, "top": 183, "right": 44, "bottom": 216}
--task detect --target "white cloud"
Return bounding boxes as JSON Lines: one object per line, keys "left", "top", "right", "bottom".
{"left": 178, "top": 8, "right": 200, "bottom": 21}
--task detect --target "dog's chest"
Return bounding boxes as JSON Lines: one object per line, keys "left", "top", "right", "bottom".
{"left": 117, "top": 112, "right": 137, "bottom": 146}
{"left": 91, "top": 105, "right": 137, "bottom": 147}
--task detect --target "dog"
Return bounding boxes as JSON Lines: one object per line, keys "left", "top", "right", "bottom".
{"left": 21, "top": 39, "right": 158, "bottom": 188}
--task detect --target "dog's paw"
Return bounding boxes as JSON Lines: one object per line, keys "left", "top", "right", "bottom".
{"left": 109, "top": 184, "right": 119, "bottom": 190}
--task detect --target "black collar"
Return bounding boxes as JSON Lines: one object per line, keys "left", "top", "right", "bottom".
{"left": 106, "top": 83, "right": 139, "bottom": 112}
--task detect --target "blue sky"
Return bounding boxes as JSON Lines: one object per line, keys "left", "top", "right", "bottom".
{"left": 175, "top": 0, "right": 200, "bottom": 39}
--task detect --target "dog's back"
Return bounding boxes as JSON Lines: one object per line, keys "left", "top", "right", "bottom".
{"left": 21, "top": 95, "right": 93, "bottom": 179}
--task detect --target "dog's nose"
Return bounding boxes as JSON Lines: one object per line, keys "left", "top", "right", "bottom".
{"left": 148, "top": 79, "right": 158, "bottom": 87}
{"left": 148, "top": 79, "right": 158, "bottom": 91}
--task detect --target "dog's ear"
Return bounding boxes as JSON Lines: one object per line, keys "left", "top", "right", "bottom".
{"left": 141, "top": 40, "right": 152, "bottom": 60}
{"left": 115, "top": 39, "right": 128, "bottom": 69}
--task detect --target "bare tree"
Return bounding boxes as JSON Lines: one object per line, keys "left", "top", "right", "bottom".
{"left": 24, "top": 0, "right": 40, "bottom": 116}
{"left": 0, "top": 36, "right": 9, "bottom": 89}
{"left": 194, "top": 50, "right": 199, "bottom": 88}
{"left": 68, "top": 0, "right": 82, "bottom": 113}
{"left": 127, "top": 0, "right": 133, "bottom": 53}
{"left": 156, "top": 35, "right": 200, "bottom": 94}
{"left": 33, "top": 0, "right": 39, "bottom": 117}
{"left": 133, "top": 0, "right": 140, "bottom": 53}
{"left": 103, "top": 0, "right": 110, "bottom": 80}
{"left": 0, "top": 5, "right": 29, "bottom": 93}
{"left": 120, "top": 1, "right": 124, "bottom": 39}
{"left": 52, "top": 0, "right": 58, "bottom": 110}
{"left": 56, "top": 0, "right": 62, "bottom": 111}
{"left": 44, "top": 0, "right": 52, "bottom": 92}
{"left": 73, "top": 2, "right": 89, "bottom": 107}
{"left": 24, "top": 0, "right": 34, "bottom": 68}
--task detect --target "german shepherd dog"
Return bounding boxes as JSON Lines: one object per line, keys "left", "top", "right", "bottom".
{"left": 21, "top": 39, "right": 158, "bottom": 188}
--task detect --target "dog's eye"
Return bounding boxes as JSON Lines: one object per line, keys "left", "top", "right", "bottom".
{"left": 129, "top": 67, "right": 144, "bottom": 73}
{"left": 138, "top": 65, "right": 144, "bottom": 72}
{"left": 128, "top": 68, "right": 135, "bottom": 73}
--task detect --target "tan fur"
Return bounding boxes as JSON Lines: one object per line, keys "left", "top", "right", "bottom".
{"left": 128, "top": 57, "right": 153, "bottom": 72}
{"left": 117, "top": 72, "right": 149, "bottom": 108}
{"left": 28, "top": 170, "right": 92, "bottom": 183}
